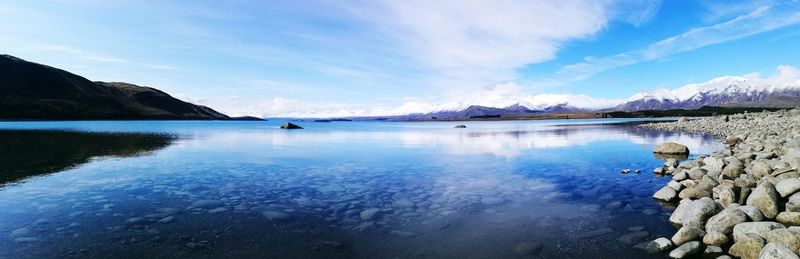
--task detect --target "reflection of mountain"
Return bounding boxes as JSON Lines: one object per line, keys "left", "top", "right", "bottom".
{"left": 261, "top": 122, "right": 722, "bottom": 158}
{"left": 0, "top": 130, "right": 174, "bottom": 184}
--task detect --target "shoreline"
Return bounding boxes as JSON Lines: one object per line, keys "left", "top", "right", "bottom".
{"left": 636, "top": 109, "right": 800, "bottom": 258}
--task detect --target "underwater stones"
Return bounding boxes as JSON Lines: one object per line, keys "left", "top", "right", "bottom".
{"left": 514, "top": 242, "right": 543, "bottom": 256}
{"left": 262, "top": 211, "right": 293, "bottom": 221}
{"left": 746, "top": 182, "right": 780, "bottom": 219}
{"left": 759, "top": 243, "right": 800, "bottom": 259}
{"left": 655, "top": 142, "right": 690, "bottom": 155}
{"left": 480, "top": 197, "right": 506, "bottom": 206}
{"left": 360, "top": 208, "right": 381, "bottom": 221}
{"left": 391, "top": 198, "right": 414, "bottom": 208}
{"left": 653, "top": 186, "right": 678, "bottom": 202}
{"left": 157, "top": 216, "right": 176, "bottom": 223}
{"left": 389, "top": 230, "right": 417, "bottom": 238}
{"left": 619, "top": 231, "right": 650, "bottom": 245}
{"left": 190, "top": 200, "right": 224, "bottom": 209}
{"left": 669, "top": 241, "right": 702, "bottom": 259}
{"left": 9, "top": 227, "right": 30, "bottom": 237}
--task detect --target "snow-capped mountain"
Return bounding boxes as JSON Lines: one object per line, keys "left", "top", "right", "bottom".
{"left": 617, "top": 75, "right": 800, "bottom": 111}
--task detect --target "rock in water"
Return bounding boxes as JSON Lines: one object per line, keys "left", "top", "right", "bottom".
{"left": 681, "top": 197, "right": 721, "bottom": 227}
{"left": 759, "top": 243, "right": 800, "bottom": 259}
{"left": 653, "top": 186, "right": 678, "bottom": 202}
{"left": 671, "top": 226, "right": 705, "bottom": 246}
{"left": 619, "top": 231, "right": 650, "bottom": 244}
{"left": 280, "top": 122, "right": 303, "bottom": 129}
{"left": 454, "top": 125, "right": 467, "bottom": 128}
{"left": 729, "top": 233, "right": 766, "bottom": 259}
{"left": 654, "top": 142, "right": 690, "bottom": 155}
{"left": 669, "top": 241, "right": 701, "bottom": 258}
{"left": 746, "top": 182, "right": 780, "bottom": 219}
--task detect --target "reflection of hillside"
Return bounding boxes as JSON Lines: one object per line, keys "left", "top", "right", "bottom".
{"left": 0, "top": 130, "right": 174, "bottom": 184}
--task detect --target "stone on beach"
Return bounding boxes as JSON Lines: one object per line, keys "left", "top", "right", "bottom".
{"left": 729, "top": 233, "right": 766, "bottom": 259}
{"left": 776, "top": 178, "right": 800, "bottom": 198}
{"left": 746, "top": 182, "right": 780, "bottom": 219}
{"left": 705, "top": 208, "right": 748, "bottom": 235}
{"left": 671, "top": 226, "right": 704, "bottom": 246}
{"left": 681, "top": 197, "right": 721, "bottom": 227}
{"left": 758, "top": 243, "right": 800, "bottom": 259}
{"left": 653, "top": 186, "right": 677, "bottom": 201}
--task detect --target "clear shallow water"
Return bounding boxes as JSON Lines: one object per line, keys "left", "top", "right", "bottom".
{"left": 0, "top": 119, "right": 722, "bottom": 258}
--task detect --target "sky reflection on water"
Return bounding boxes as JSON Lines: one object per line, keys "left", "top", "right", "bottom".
{"left": 0, "top": 119, "right": 721, "bottom": 258}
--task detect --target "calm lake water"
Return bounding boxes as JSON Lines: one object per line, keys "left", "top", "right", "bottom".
{"left": 0, "top": 119, "right": 722, "bottom": 258}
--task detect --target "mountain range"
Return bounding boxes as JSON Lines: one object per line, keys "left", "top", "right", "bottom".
{"left": 0, "top": 54, "right": 229, "bottom": 120}
{"left": 1, "top": 53, "right": 799, "bottom": 121}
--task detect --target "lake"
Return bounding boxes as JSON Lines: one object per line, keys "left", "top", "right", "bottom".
{"left": 0, "top": 119, "right": 722, "bottom": 258}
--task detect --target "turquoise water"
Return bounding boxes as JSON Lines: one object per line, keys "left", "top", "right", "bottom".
{"left": 0, "top": 119, "right": 722, "bottom": 258}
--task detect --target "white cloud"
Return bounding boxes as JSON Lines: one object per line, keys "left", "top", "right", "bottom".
{"left": 557, "top": 2, "right": 800, "bottom": 82}
{"left": 349, "top": 0, "right": 659, "bottom": 89}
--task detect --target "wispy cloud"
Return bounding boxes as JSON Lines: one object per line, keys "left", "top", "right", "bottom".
{"left": 556, "top": 2, "right": 800, "bottom": 83}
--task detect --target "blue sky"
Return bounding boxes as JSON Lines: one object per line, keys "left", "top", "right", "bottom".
{"left": 2, "top": 0, "right": 800, "bottom": 117}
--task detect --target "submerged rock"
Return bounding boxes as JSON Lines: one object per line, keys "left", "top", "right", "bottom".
{"left": 514, "top": 242, "right": 543, "bottom": 256}
{"left": 262, "top": 211, "right": 293, "bottom": 221}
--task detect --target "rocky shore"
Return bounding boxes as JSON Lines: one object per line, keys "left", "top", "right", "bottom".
{"left": 639, "top": 109, "right": 800, "bottom": 259}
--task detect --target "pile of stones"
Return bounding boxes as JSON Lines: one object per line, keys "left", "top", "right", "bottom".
{"left": 638, "top": 109, "right": 800, "bottom": 259}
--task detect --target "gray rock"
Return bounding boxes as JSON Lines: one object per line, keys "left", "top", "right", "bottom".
{"left": 682, "top": 197, "right": 722, "bottom": 227}
{"left": 703, "top": 231, "right": 729, "bottom": 246}
{"left": 730, "top": 233, "right": 766, "bottom": 259}
{"left": 655, "top": 142, "right": 690, "bottom": 155}
{"left": 706, "top": 208, "right": 749, "bottom": 234}
{"left": 654, "top": 186, "right": 678, "bottom": 202}
{"left": 750, "top": 162, "right": 773, "bottom": 178}
{"left": 758, "top": 243, "right": 800, "bottom": 259}
{"left": 777, "top": 212, "right": 800, "bottom": 226}
{"left": 764, "top": 228, "right": 800, "bottom": 255}
{"left": 723, "top": 165, "right": 744, "bottom": 180}
{"left": 776, "top": 178, "right": 800, "bottom": 198}
{"left": 671, "top": 199, "right": 692, "bottom": 226}
{"left": 789, "top": 193, "right": 800, "bottom": 212}
{"left": 739, "top": 205, "right": 766, "bottom": 222}
{"left": 668, "top": 180, "right": 684, "bottom": 191}
{"left": 733, "top": 222, "right": 786, "bottom": 242}
{"left": 669, "top": 241, "right": 702, "bottom": 259}
{"left": 746, "top": 182, "right": 781, "bottom": 219}
{"left": 652, "top": 237, "right": 674, "bottom": 252}
{"left": 672, "top": 226, "right": 705, "bottom": 246}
